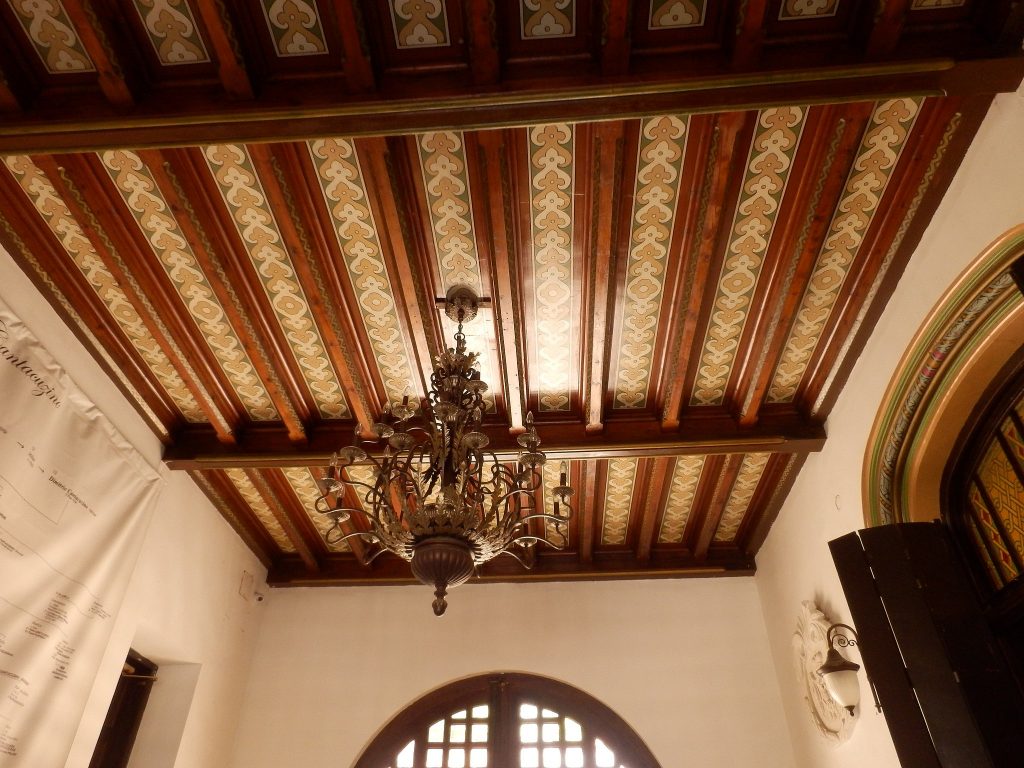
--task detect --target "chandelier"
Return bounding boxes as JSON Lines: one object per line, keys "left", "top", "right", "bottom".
{"left": 314, "top": 286, "right": 575, "bottom": 615}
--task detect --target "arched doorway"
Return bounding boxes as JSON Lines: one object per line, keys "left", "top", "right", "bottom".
{"left": 354, "top": 673, "right": 662, "bottom": 768}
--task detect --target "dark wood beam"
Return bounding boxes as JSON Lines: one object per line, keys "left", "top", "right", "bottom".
{"left": 2, "top": 58, "right": 1022, "bottom": 154}
{"left": 62, "top": 0, "right": 135, "bottom": 107}
{"left": 864, "top": 0, "right": 912, "bottom": 59}
{"left": 636, "top": 457, "right": 673, "bottom": 563}
{"left": 266, "top": 547, "right": 755, "bottom": 586}
{"left": 601, "top": 0, "right": 631, "bottom": 76}
{"left": 465, "top": 0, "right": 500, "bottom": 85}
{"left": 0, "top": 70, "right": 22, "bottom": 113}
{"left": 693, "top": 454, "right": 744, "bottom": 560}
{"left": 143, "top": 150, "right": 309, "bottom": 444}
{"left": 583, "top": 121, "right": 624, "bottom": 432}
{"left": 333, "top": 0, "right": 375, "bottom": 92}
{"left": 731, "top": 0, "right": 768, "bottom": 70}
{"left": 579, "top": 459, "right": 600, "bottom": 564}
{"left": 162, "top": 415, "right": 825, "bottom": 468}
{"left": 32, "top": 155, "right": 236, "bottom": 443}
{"left": 193, "top": 0, "right": 254, "bottom": 99}
{"left": 477, "top": 129, "right": 527, "bottom": 431}
{"left": 245, "top": 468, "right": 321, "bottom": 572}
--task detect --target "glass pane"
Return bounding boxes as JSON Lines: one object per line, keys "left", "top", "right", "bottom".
{"left": 595, "top": 739, "right": 615, "bottom": 768}
{"left": 564, "top": 718, "right": 582, "bottom": 742}
{"left": 448, "top": 748, "right": 466, "bottom": 768}
{"left": 427, "top": 748, "right": 444, "bottom": 768}
{"left": 471, "top": 724, "right": 488, "bottom": 743}
{"left": 520, "top": 723, "right": 538, "bottom": 743}
{"left": 520, "top": 703, "right": 538, "bottom": 719}
{"left": 470, "top": 748, "right": 488, "bottom": 767}
{"left": 397, "top": 740, "right": 415, "bottom": 768}
{"left": 521, "top": 747, "right": 539, "bottom": 768}
{"left": 472, "top": 705, "right": 489, "bottom": 719}
{"left": 542, "top": 723, "right": 560, "bottom": 743}
{"left": 452, "top": 710, "right": 467, "bottom": 720}
{"left": 428, "top": 720, "right": 446, "bottom": 743}
{"left": 565, "top": 747, "right": 584, "bottom": 768}
{"left": 542, "top": 747, "right": 562, "bottom": 768}
{"left": 451, "top": 724, "right": 466, "bottom": 743}
{"left": 542, "top": 709, "right": 559, "bottom": 719}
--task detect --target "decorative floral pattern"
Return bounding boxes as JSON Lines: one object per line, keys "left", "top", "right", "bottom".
{"left": 521, "top": 0, "right": 573, "bottom": 38}
{"left": 612, "top": 115, "right": 689, "bottom": 409}
{"left": 7, "top": 0, "right": 94, "bottom": 72}
{"left": 601, "top": 457, "right": 637, "bottom": 545}
{"left": 225, "top": 468, "right": 296, "bottom": 552}
{"left": 132, "top": 0, "right": 209, "bottom": 64}
{"left": 260, "top": 0, "right": 327, "bottom": 56}
{"left": 692, "top": 107, "right": 805, "bottom": 405}
{"left": 307, "top": 138, "right": 418, "bottom": 408}
{"left": 648, "top": 0, "right": 705, "bottom": 29}
{"left": 779, "top": 0, "right": 839, "bottom": 18}
{"left": 416, "top": 131, "right": 496, "bottom": 411}
{"left": 714, "top": 452, "right": 769, "bottom": 542}
{"left": 911, "top": 0, "right": 965, "bottom": 7}
{"left": 657, "top": 455, "right": 706, "bottom": 544}
{"left": 2, "top": 155, "right": 205, "bottom": 421}
{"left": 768, "top": 99, "right": 920, "bottom": 403}
{"left": 390, "top": 0, "right": 449, "bottom": 48}
{"left": 528, "top": 123, "right": 575, "bottom": 411}
{"left": 203, "top": 143, "right": 351, "bottom": 418}
{"left": 283, "top": 467, "right": 350, "bottom": 551}
{"left": 100, "top": 150, "right": 277, "bottom": 421}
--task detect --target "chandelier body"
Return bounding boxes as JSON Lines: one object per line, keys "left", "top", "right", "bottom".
{"left": 314, "top": 286, "right": 575, "bottom": 615}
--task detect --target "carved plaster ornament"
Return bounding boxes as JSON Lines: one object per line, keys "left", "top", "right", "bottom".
{"left": 792, "top": 600, "right": 857, "bottom": 742}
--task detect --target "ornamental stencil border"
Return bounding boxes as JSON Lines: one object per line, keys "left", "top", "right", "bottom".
{"left": 864, "top": 225, "right": 1024, "bottom": 526}
{"left": 612, "top": 115, "right": 689, "bottom": 410}
{"left": 768, "top": 98, "right": 921, "bottom": 403}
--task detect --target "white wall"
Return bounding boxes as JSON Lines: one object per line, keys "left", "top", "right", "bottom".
{"left": 230, "top": 577, "right": 796, "bottom": 768}
{"left": 0, "top": 250, "right": 268, "bottom": 768}
{"left": 755, "top": 87, "right": 1024, "bottom": 767}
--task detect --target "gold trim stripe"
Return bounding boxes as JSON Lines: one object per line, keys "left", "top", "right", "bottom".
{"left": 307, "top": 138, "right": 418, "bottom": 408}
{"left": 100, "top": 150, "right": 278, "bottom": 421}
{"left": 692, "top": 107, "right": 806, "bottom": 405}
{"left": 767, "top": 98, "right": 921, "bottom": 402}
{"left": 2, "top": 155, "right": 205, "bottom": 421}
{"left": 613, "top": 115, "right": 689, "bottom": 409}
{"left": 203, "top": 143, "right": 351, "bottom": 418}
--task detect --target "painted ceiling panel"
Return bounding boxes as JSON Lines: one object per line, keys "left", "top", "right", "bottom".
{"left": 0, "top": 0, "right": 1015, "bottom": 585}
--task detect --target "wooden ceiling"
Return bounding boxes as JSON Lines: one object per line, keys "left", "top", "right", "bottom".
{"left": 0, "top": 0, "right": 1022, "bottom": 587}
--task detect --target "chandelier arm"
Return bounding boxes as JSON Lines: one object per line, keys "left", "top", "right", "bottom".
{"left": 493, "top": 547, "right": 536, "bottom": 569}
{"left": 325, "top": 528, "right": 377, "bottom": 546}
{"left": 511, "top": 534, "right": 567, "bottom": 550}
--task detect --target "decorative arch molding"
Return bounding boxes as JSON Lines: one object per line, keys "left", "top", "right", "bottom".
{"left": 864, "top": 225, "right": 1024, "bottom": 526}
{"left": 354, "top": 672, "right": 663, "bottom": 768}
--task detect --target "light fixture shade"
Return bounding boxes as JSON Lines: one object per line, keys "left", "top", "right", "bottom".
{"left": 819, "top": 647, "right": 861, "bottom": 715}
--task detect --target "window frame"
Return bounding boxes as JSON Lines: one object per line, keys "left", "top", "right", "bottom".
{"left": 354, "top": 673, "right": 662, "bottom": 768}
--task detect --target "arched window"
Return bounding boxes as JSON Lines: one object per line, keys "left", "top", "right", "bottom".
{"left": 355, "top": 673, "right": 662, "bottom": 768}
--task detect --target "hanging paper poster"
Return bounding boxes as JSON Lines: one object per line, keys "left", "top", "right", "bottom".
{"left": 0, "top": 299, "right": 162, "bottom": 767}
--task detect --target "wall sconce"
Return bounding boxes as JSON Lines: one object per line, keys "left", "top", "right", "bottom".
{"left": 817, "top": 623, "right": 880, "bottom": 716}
